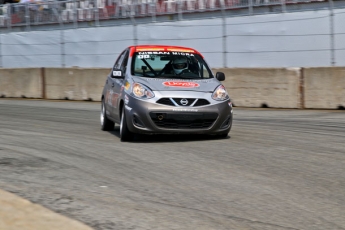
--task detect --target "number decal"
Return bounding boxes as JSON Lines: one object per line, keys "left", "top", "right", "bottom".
{"left": 138, "top": 55, "right": 150, "bottom": 59}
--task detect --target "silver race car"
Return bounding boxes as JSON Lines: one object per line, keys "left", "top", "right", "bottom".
{"left": 101, "top": 45, "right": 233, "bottom": 141}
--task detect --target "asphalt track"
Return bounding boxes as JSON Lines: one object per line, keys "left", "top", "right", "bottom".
{"left": 0, "top": 99, "right": 344, "bottom": 230}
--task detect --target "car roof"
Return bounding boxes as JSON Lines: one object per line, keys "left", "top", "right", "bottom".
{"left": 129, "top": 45, "right": 203, "bottom": 58}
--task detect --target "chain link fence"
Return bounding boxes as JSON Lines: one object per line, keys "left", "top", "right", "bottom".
{"left": 0, "top": 0, "right": 332, "bottom": 28}
{"left": 0, "top": 0, "right": 343, "bottom": 68}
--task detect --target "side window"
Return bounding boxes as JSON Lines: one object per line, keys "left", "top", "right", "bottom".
{"left": 113, "top": 49, "right": 127, "bottom": 70}
{"left": 120, "top": 51, "right": 129, "bottom": 73}
{"left": 201, "top": 64, "right": 210, "bottom": 79}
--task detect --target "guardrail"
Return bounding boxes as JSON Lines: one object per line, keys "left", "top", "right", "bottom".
{"left": 0, "top": 0, "right": 327, "bottom": 28}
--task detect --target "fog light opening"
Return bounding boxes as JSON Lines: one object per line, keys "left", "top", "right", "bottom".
{"left": 133, "top": 115, "right": 145, "bottom": 128}
{"left": 221, "top": 116, "right": 231, "bottom": 129}
{"left": 157, "top": 114, "right": 164, "bottom": 121}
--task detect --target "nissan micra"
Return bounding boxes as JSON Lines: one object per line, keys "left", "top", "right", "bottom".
{"left": 101, "top": 45, "right": 233, "bottom": 141}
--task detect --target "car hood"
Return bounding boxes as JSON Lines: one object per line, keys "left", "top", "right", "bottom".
{"left": 133, "top": 77, "right": 221, "bottom": 92}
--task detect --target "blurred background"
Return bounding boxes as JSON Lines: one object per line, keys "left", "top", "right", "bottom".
{"left": 0, "top": 0, "right": 344, "bottom": 68}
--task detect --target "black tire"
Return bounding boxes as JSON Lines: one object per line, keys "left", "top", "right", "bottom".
{"left": 100, "top": 100, "right": 114, "bottom": 131}
{"left": 120, "top": 107, "right": 133, "bottom": 142}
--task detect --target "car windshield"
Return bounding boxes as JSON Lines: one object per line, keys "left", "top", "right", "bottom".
{"left": 131, "top": 51, "right": 214, "bottom": 79}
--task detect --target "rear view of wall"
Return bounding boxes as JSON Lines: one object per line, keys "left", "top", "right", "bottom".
{"left": 304, "top": 67, "right": 345, "bottom": 109}
{"left": 0, "top": 68, "right": 42, "bottom": 98}
{"left": 217, "top": 68, "right": 302, "bottom": 108}
{"left": 45, "top": 68, "right": 110, "bottom": 101}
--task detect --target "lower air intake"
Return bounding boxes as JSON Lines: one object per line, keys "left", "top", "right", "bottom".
{"left": 150, "top": 112, "right": 218, "bottom": 129}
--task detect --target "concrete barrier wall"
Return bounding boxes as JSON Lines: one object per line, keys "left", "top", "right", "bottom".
{"left": 45, "top": 68, "right": 110, "bottom": 101}
{"left": 1, "top": 67, "right": 344, "bottom": 109}
{"left": 304, "top": 67, "right": 345, "bottom": 109}
{"left": 0, "top": 68, "right": 42, "bottom": 98}
{"left": 217, "top": 68, "right": 302, "bottom": 108}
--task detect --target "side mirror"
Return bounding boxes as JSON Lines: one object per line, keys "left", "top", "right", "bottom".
{"left": 112, "top": 69, "right": 124, "bottom": 78}
{"left": 215, "top": 72, "right": 225, "bottom": 81}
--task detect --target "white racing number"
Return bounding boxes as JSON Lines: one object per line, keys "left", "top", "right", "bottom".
{"left": 113, "top": 71, "right": 122, "bottom": 76}
{"left": 138, "top": 55, "right": 150, "bottom": 59}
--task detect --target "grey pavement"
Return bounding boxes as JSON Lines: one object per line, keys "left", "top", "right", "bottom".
{"left": 0, "top": 99, "right": 344, "bottom": 230}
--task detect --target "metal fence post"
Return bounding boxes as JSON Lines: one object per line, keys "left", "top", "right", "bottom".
{"left": 281, "top": 0, "right": 286, "bottom": 13}
{"left": 221, "top": 0, "right": 227, "bottom": 68}
{"left": 249, "top": 0, "right": 253, "bottom": 15}
{"left": 178, "top": 0, "right": 182, "bottom": 21}
{"left": 25, "top": 3, "right": 30, "bottom": 31}
{"left": 0, "top": 32, "right": 2, "bottom": 68}
{"left": 130, "top": 13, "right": 138, "bottom": 46}
{"left": 151, "top": 1, "right": 156, "bottom": 22}
{"left": 74, "top": 0, "right": 78, "bottom": 28}
{"left": 60, "top": 29, "right": 65, "bottom": 67}
{"left": 95, "top": 0, "right": 100, "bottom": 26}
{"left": 329, "top": 0, "right": 335, "bottom": 66}
{"left": 7, "top": 4, "right": 12, "bottom": 32}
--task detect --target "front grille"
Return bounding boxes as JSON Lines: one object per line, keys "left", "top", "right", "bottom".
{"left": 156, "top": 98, "right": 210, "bottom": 107}
{"left": 193, "top": 99, "right": 210, "bottom": 106}
{"left": 150, "top": 112, "right": 218, "bottom": 129}
{"left": 156, "top": 98, "right": 175, "bottom": 106}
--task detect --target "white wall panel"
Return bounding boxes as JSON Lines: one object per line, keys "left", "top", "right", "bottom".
{"left": 137, "top": 19, "right": 223, "bottom": 67}
{"left": 334, "top": 9, "right": 345, "bottom": 67}
{"left": 0, "top": 9, "right": 344, "bottom": 68}
{"left": 64, "top": 26, "right": 134, "bottom": 67}
{"left": 226, "top": 10, "right": 332, "bottom": 67}
{"left": 1, "top": 30, "right": 61, "bottom": 68}
{"left": 227, "top": 51, "right": 331, "bottom": 68}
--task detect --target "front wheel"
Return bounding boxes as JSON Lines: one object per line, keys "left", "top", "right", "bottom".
{"left": 120, "top": 107, "right": 133, "bottom": 142}
{"left": 100, "top": 100, "right": 114, "bottom": 131}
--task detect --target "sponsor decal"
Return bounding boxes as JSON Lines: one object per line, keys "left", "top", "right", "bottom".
{"left": 138, "top": 52, "right": 170, "bottom": 55}
{"left": 137, "top": 52, "right": 194, "bottom": 59}
{"left": 125, "top": 105, "right": 132, "bottom": 111}
{"left": 163, "top": 81, "right": 200, "bottom": 88}
{"left": 125, "top": 95, "right": 129, "bottom": 104}
{"left": 167, "top": 48, "right": 195, "bottom": 53}
{"left": 170, "top": 52, "right": 194, "bottom": 56}
{"left": 172, "top": 108, "right": 198, "bottom": 112}
{"left": 124, "top": 82, "right": 131, "bottom": 90}
{"left": 144, "top": 78, "right": 212, "bottom": 83}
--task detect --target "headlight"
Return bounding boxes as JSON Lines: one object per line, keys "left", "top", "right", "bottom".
{"left": 212, "top": 85, "right": 229, "bottom": 101}
{"left": 132, "top": 83, "right": 154, "bottom": 99}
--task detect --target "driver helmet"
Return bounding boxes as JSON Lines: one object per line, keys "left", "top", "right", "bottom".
{"left": 172, "top": 57, "right": 188, "bottom": 74}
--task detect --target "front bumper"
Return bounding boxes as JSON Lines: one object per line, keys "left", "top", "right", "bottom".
{"left": 124, "top": 94, "right": 233, "bottom": 135}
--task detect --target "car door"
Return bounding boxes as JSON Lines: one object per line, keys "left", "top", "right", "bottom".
{"left": 108, "top": 49, "right": 129, "bottom": 121}
{"left": 104, "top": 49, "right": 126, "bottom": 120}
